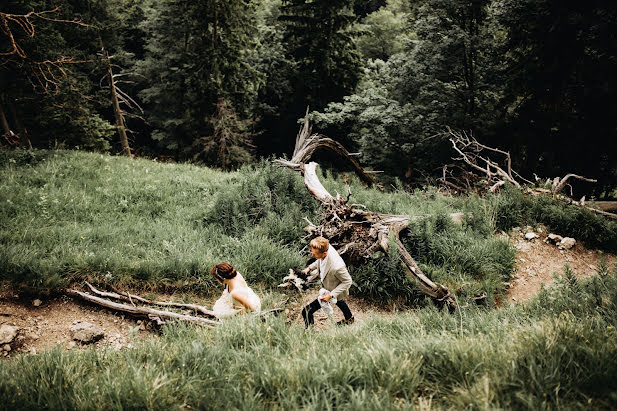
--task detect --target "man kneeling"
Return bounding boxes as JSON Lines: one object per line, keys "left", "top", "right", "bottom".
{"left": 301, "top": 237, "right": 354, "bottom": 327}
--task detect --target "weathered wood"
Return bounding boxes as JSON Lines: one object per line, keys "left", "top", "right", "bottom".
{"left": 99, "top": 34, "right": 131, "bottom": 157}
{"left": 593, "top": 201, "right": 617, "bottom": 212}
{"left": 85, "top": 282, "right": 217, "bottom": 317}
{"left": 66, "top": 289, "right": 220, "bottom": 327}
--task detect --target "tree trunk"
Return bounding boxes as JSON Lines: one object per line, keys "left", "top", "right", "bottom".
{"left": 99, "top": 35, "right": 131, "bottom": 157}
{"left": 0, "top": 100, "right": 11, "bottom": 146}
{"left": 8, "top": 100, "right": 31, "bottom": 149}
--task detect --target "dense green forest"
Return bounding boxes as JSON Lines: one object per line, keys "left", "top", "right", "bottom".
{"left": 2, "top": 0, "right": 616, "bottom": 196}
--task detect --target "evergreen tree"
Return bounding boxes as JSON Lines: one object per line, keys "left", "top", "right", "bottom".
{"left": 280, "top": 0, "right": 362, "bottom": 112}
{"left": 137, "top": 0, "right": 263, "bottom": 160}
{"left": 494, "top": 0, "right": 617, "bottom": 197}
{"left": 193, "top": 97, "right": 255, "bottom": 170}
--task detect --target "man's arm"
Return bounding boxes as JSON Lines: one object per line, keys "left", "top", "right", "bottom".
{"left": 302, "top": 259, "right": 319, "bottom": 275}
{"left": 329, "top": 266, "right": 352, "bottom": 299}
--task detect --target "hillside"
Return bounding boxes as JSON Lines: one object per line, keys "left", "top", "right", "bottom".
{"left": 2, "top": 150, "right": 617, "bottom": 409}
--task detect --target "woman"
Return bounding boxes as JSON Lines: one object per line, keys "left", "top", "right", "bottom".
{"left": 211, "top": 262, "right": 261, "bottom": 319}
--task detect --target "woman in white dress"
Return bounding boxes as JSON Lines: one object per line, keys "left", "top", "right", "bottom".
{"left": 211, "top": 262, "right": 261, "bottom": 319}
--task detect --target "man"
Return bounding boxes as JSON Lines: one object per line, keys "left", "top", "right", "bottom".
{"left": 301, "top": 236, "right": 354, "bottom": 327}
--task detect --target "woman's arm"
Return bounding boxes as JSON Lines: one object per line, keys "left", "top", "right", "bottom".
{"left": 230, "top": 289, "right": 257, "bottom": 311}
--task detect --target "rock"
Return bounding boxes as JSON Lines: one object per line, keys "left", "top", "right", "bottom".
{"left": 525, "top": 232, "right": 538, "bottom": 240}
{"left": 70, "top": 321, "right": 105, "bottom": 344}
{"left": 2, "top": 344, "right": 11, "bottom": 352}
{"left": 32, "top": 299, "right": 42, "bottom": 307}
{"left": 545, "top": 233, "right": 563, "bottom": 245}
{"left": 559, "top": 237, "right": 576, "bottom": 250}
{"left": 0, "top": 324, "right": 18, "bottom": 344}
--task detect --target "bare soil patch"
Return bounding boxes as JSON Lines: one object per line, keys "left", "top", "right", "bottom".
{"left": 506, "top": 230, "right": 616, "bottom": 303}
{"left": 0, "top": 288, "right": 156, "bottom": 358}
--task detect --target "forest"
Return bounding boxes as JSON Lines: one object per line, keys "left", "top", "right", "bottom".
{"left": 2, "top": 1, "right": 617, "bottom": 409}
{"left": 2, "top": 0, "right": 616, "bottom": 197}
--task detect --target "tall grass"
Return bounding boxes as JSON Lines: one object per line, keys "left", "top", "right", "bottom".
{"left": 490, "top": 186, "right": 617, "bottom": 252}
{"left": 2, "top": 265, "right": 617, "bottom": 409}
{"left": 0, "top": 151, "right": 308, "bottom": 293}
{"left": 1, "top": 150, "right": 615, "bottom": 307}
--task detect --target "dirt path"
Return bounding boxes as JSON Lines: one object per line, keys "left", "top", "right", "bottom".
{"left": 0, "top": 289, "right": 156, "bottom": 357}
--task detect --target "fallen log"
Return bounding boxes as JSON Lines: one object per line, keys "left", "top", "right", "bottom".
{"left": 84, "top": 282, "right": 217, "bottom": 317}
{"left": 66, "top": 288, "right": 220, "bottom": 327}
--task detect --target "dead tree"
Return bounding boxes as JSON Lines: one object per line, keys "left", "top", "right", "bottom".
{"left": 439, "top": 128, "right": 617, "bottom": 220}
{"left": 98, "top": 35, "right": 143, "bottom": 157}
{"left": 275, "top": 112, "right": 456, "bottom": 310}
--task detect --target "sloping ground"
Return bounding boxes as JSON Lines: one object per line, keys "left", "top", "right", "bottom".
{"left": 1, "top": 231, "right": 615, "bottom": 357}
{"left": 0, "top": 288, "right": 156, "bottom": 356}
{"left": 507, "top": 230, "right": 616, "bottom": 303}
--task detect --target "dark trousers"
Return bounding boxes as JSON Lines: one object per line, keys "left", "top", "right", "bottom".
{"left": 301, "top": 298, "right": 353, "bottom": 327}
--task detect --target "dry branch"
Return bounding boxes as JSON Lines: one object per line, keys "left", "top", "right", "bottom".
{"left": 441, "top": 128, "right": 598, "bottom": 199}
{"left": 84, "top": 282, "right": 217, "bottom": 317}
{"left": 66, "top": 288, "right": 220, "bottom": 327}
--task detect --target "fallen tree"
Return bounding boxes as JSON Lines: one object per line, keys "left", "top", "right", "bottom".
{"left": 275, "top": 112, "right": 456, "bottom": 310}
{"left": 439, "top": 128, "right": 617, "bottom": 221}
{"left": 66, "top": 282, "right": 282, "bottom": 326}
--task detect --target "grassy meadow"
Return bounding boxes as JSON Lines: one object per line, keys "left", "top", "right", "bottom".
{"left": 2, "top": 149, "right": 617, "bottom": 409}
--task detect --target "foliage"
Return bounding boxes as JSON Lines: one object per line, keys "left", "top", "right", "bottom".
{"left": 192, "top": 97, "right": 256, "bottom": 170}
{"left": 136, "top": 0, "right": 263, "bottom": 158}
{"left": 280, "top": 0, "right": 363, "bottom": 112}
{"left": 355, "top": 0, "right": 412, "bottom": 61}
{"left": 492, "top": 0, "right": 617, "bottom": 197}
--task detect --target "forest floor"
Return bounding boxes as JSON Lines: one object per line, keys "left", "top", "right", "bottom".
{"left": 1, "top": 228, "right": 615, "bottom": 357}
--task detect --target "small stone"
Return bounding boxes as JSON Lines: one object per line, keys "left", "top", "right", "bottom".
{"left": 32, "top": 299, "right": 42, "bottom": 307}
{"left": 512, "top": 297, "right": 517, "bottom": 301}
{"left": 559, "top": 237, "right": 576, "bottom": 250}
{"left": 2, "top": 344, "right": 10, "bottom": 352}
{"left": 68, "top": 341, "right": 76, "bottom": 348}
{"left": 70, "top": 321, "right": 105, "bottom": 344}
{"left": 525, "top": 232, "right": 538, "bottom": 240}
{"left": 0, "top": 324, "right": 18, "bottom": 344}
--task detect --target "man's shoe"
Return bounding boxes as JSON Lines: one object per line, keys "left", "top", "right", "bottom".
{"left": 336, "top": 317, "right": 354, "bottom": 326}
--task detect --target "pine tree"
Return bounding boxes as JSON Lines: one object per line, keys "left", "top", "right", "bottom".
{"left": 137, "top": 0, "right": 262, "bottom": 161}
{"left": 280, "top": 0, "right": 363, "bottom": 111}
{"left": 192, "top": 97, "right": 255, "bottom": 170}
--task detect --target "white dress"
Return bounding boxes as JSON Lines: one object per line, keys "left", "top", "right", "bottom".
{"left": 212, "top": 280, "right": 261, "bottom": 319}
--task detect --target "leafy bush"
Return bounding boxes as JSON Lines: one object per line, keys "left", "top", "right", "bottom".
{"left": 350, "top": 237, "right": 426, "bottom": 306}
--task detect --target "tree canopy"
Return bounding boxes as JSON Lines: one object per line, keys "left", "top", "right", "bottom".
{"left": 1, "top": 0, "right": 616, "bottom": 197}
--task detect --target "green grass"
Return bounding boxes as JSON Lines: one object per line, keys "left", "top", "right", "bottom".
{"left": 0, "top": 150, "right": 519, "bottom": 306}
{"left": 2, "top": 265, "right": 617, "bottom": 409}
{"left": 0, "top": 151, "right": 308, "bottom": 294}
{"left": 2, "top": 149, "right": 617, "bottom": 408}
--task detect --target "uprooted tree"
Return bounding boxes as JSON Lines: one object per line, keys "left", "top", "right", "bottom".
{"left": 275, "top": 111, "right": 457, "bottom": 310}
{"left": 439, "top": 128, "right": 617, "bottom": 221}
